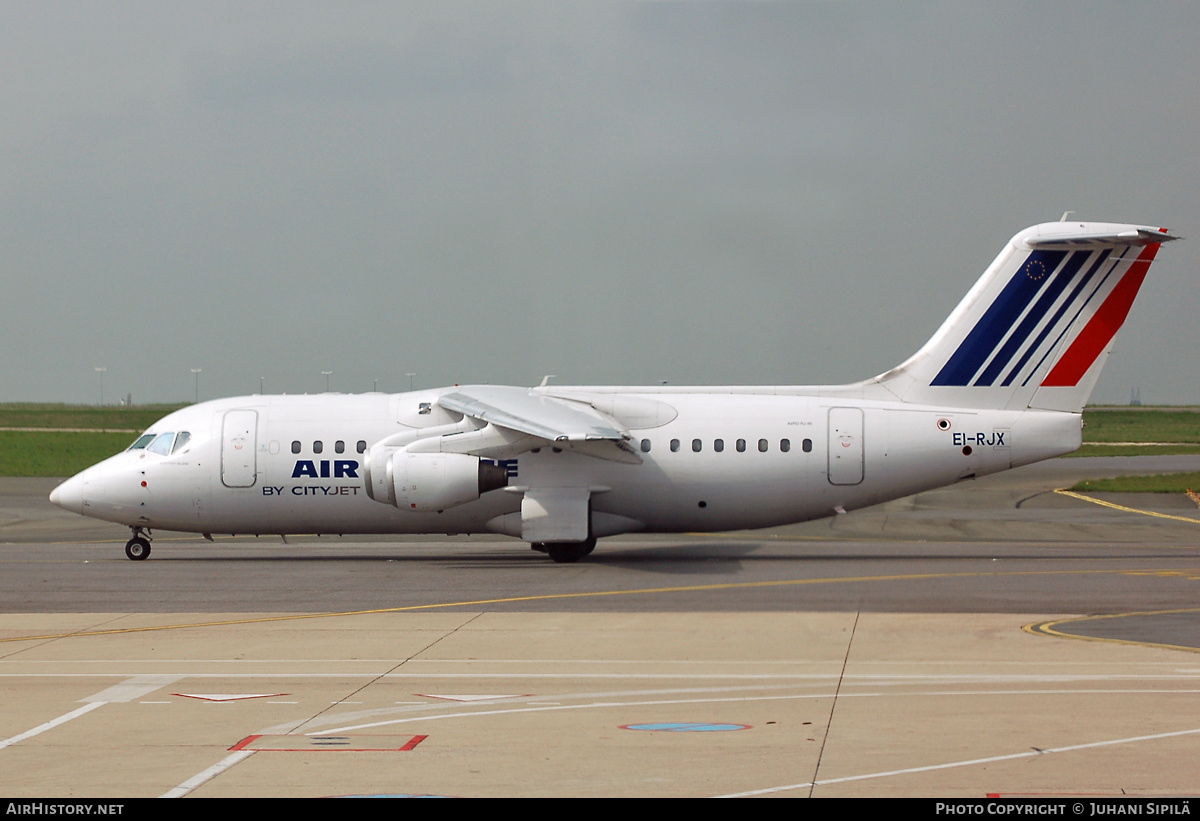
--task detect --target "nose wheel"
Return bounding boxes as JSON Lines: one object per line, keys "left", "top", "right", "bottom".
{"left": 125, "top": 528, "right": 152, "bottom": 561}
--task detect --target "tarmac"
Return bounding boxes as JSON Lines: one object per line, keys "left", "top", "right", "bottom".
{"left": 2, "top": 456, "right": 1200, "bottom": 797}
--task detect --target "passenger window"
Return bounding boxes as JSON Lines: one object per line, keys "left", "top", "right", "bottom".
{"left": 357, "top": 440, "right": 367, "bottom": 454}
{"left": 802, "top": 438, "right": 812, "bottom": 453}
{"left": 313, "top": 441, "right": 323, "bottom": 454}
{"left": 736, "top": 439, "right": 746, "bottom": 453}
{"left": 641, "top": 439, "right": 651, "bottom": 453}
{"left": 692, "top": 439, "right": 702, "bottom": 452}
{"left": 758, "top": 439, "right": 768, "bottom": 452}
{"left": 670, "top": 439, "right": 680, "bottom": 453}
{"left": 780, "top": 439, "right": 791, "bottom": 452}
{"left": 171, "top": 431, "right": 191, "bottom": 454}
{"left": 291, "top": 440, "right": 301, "bottom": 454}
{"left": 714, "top": 439, "right": 724, "bottom": 453}
{"left": 335, "top": 440, "right": 345, "bottom": 454}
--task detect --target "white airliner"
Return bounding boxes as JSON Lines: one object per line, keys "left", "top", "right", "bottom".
{"left": 50, "top": 220, "right": 1177, "bottom": 562}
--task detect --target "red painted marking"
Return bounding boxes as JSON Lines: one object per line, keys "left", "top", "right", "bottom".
{"left": 1042, "top": 243, "right": 1160, "bottom": 387}
{"left": 173, "top": 692, "right": 288, "bottom": 702}
{"left": 228, "top": 734, "right": 427, "bottom": 752}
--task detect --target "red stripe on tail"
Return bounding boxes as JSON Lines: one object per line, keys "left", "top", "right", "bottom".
{"left": 1041, "top": 243, "right": 1160, "bottom": 387}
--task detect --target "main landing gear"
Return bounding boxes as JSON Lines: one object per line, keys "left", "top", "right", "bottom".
{"left": 125, "top": 527, "right": 152, "bottom": 561}
{"left": 533, "top": 537, "right": 597, "bottom": 564}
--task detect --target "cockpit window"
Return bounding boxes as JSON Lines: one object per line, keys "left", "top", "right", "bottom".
{"left": 146, "top": 433, "right": 175, "bottom": 455}
{"left": 128, "top": 430, "right": 194, "bottom": 455}
{"left": 128, "top": 434, "right": 156, "bottom": 451}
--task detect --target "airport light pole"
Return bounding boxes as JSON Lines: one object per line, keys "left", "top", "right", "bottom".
{"left": 191, "top": 369, "right": 202, "bottom": 404}
{"left": 322, "top": 371, "right": 333, "bottom": 393}
{"left": 94, "top": 367, "right": 106, "bottom": 406}
{"left": 259, "top": 376, "right": 265, "bottom": 394}
{"left": 406, "top": 372, "right": 415, "bottom": 392}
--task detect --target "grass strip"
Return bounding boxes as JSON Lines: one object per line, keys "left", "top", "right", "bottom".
{"left": 1069, "top": 472, "right": 1200, "bottom": 494}
{"left": 0, "top": 431, "right": 134, "bottom": 477}
{"left": 0, "top": 403, "right": 186, "bottom": 430}
{"left": 1067, "top": 444, "right": 1200, "bottom": 458}
{"left": 1080, "top": 408, "right": 1200, "bottom": 443}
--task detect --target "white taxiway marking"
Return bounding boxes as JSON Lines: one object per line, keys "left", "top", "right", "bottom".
{"left": 309, "top": 686, "right": 1200, "bottom": 736}
{"left": 718, "top": 726, "right": 1200, "bottom": 797}
{"left": 83, "top": 674, "right": 182, "bottom": 702}
{"left": 0, "top": 703, "right": 104, "bottom": 750}
{"left": 315, "top": 691, "right": 832, "bottom": 735}
{"left": 161, "top": 751, "right": 255, "bottom": 799}
{"left": 175, "top": 693, "right": 288, "bottom": 702}
{"left": 417, "top": 694, "right": 530, "bottom": 702}
{"left": 1, "top": 675, "right": 181, "bottom": 750}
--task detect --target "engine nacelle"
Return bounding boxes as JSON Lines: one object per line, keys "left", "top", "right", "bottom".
{"left": 365, "top": 449, "right": 508, "bottom": 512}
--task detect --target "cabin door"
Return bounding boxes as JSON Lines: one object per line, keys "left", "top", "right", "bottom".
{"left": 221, "top": 409, "right": 258, "bottom": 488}
{"left": 827, "top": 407, "right": 863, "bottom": 485}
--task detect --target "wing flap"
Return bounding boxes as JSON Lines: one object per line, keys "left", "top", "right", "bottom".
{"left": 437, "top": 386, "right": 641, "bottom": 464}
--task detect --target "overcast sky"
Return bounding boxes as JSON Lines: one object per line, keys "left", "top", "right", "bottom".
{"left": 4, "top": 1, "right": 1198, "bottom": 406}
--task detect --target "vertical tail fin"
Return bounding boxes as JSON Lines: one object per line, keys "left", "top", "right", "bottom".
{"left": 873, "top": 221, "right": 1178, "bottom": 412}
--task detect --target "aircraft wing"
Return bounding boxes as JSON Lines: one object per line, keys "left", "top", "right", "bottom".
{"left": 437, "top": 385, "right": 642, "bottom": 464}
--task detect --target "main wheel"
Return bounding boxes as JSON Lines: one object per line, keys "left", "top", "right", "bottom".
{"left": 544, "top": 536, "right": 597, "bottom": 564}
{"left": 125, "top": 537, "right": 151, "bottom": 561}
{"left": 545, "top": 543, "right": 586, "bottom": 563}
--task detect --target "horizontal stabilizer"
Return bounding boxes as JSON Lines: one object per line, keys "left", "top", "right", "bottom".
{"left": 1023, "top": 225, "right": 1179, "bottom": 248}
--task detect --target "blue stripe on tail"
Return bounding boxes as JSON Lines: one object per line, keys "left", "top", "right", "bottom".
{"left": 931, "top": 250, "right": 1068, "bottom": 386}
{"left": 1001, "top": 248, "right": 1112, "bottom": 387}
{"left": 973, "top": 250, "right": 1089, "bottom": 386}
{"left": 926, "top": 249, "right": 1070, "bottom": 388}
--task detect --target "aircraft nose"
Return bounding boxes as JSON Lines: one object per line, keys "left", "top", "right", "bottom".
{"left": 49, "top": 474, "right": 86, "bottom": 514}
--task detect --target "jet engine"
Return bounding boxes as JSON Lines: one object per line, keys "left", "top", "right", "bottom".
{"left": 365, "top": 449, "right": 508, "bottom": 512}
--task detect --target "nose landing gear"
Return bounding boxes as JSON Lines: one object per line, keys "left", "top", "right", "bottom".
{"left": 125, "top": 527, "right": 152, "bottom": 561}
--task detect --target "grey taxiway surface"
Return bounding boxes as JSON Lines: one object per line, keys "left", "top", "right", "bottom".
{"left": 2, "top": 456, "right": 1200, "bottom": 797}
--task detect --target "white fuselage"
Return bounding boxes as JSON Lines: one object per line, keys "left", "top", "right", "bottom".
{"left": 52, "top": 388, "right": 1081, "bottom": 539}
{"left": 48, "top": 220, "right": 1174, "bottom": 559}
